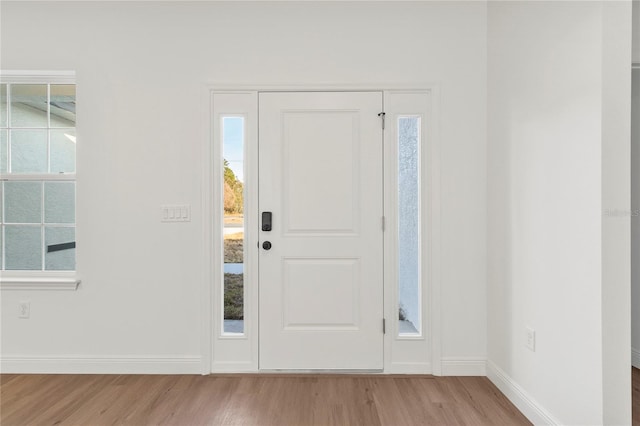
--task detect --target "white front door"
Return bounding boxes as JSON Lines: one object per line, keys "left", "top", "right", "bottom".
{"left": 258, "top": 92, "right": 384, "bottom": 370}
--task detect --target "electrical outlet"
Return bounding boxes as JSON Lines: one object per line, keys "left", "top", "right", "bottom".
{"left": 18, "top": 301, "right": 30, "bottom": 319}
{"left": 526, "top": 327, "right": 535, "bottom": 352}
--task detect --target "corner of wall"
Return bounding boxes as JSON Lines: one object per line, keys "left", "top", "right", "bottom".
{"left": 486, "top": 361, "right": 561, "bottom": 425}
{"left": 601, "top": 1, "right": 633, "bottom": 423}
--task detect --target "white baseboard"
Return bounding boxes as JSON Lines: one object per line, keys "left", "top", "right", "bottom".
{"left": 487, "top": 360, "right": 560, "bottom": 425}
{"left": 633, "top": 348, "right": 640, "bottom": 369}
{"left": 0, "top": 355, "right": 202, "bottom": 374}
{"left": 211, "top": 361, "right": 257, "bottom": 373}
{"left": 440, "top": 357, "right": 486, "bottom": 376}
{"left": 387, "top": 362, "right": 432, "bottom": 374}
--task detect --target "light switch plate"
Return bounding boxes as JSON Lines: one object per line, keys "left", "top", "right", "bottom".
{"left": 162, "top": 205, "right": 191, "bottom": 222}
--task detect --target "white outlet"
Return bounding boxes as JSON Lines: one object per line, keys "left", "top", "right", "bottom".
{"left": 526, "top": 327, "right": 535, "bottom": 352}
{"left": 18, "top": 301, "right": 30, "bottom": 319}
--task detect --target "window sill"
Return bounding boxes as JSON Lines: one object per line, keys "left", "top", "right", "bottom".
{"left": 0, "top": 274, "right": 80, "bottom": 291}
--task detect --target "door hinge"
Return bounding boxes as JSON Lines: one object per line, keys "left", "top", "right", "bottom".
{"left": 378, "top": 112, "right": 386, "bottom": 130}
{"left": 382, "top": 216, "right": 386, "bottom": 231}
{"left": 383, "top": 318, "right": 386, "bottom": 334}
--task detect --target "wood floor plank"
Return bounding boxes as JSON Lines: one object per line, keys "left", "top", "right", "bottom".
{"left": 0, "top": 374, "right": 532, "bottom": 426}
{"left": 456, "top": 376, "right": 530, "bottom": 425}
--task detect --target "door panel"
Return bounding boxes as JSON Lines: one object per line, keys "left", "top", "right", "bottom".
{"left": 282, "top": 111, "right": 359, "bottom": 235}
{"left": 282, "top": 258, "right": 360, "bottom": 329}
{"left": 259, "top": 92, "right": 383, "bottom": 370}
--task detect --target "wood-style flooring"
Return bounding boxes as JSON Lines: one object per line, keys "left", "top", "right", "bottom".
{"left": 634, "top": 367, "right": 640, "bottom": 426}
{"left": 0, "top": 374, "right": 531, "bottom": 426}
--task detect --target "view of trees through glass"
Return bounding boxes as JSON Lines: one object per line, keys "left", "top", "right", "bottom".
{"left": 222, "top": 117, "right": 244, "bottom": 334}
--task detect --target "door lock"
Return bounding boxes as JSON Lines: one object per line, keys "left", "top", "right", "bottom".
{"left": 262, "top": 212, "right": 272, "bottom": 231}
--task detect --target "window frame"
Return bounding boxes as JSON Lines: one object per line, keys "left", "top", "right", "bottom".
{"left": 0, "top": 71, "right": 79, "bottom": 291}
{"left": 383, "top": 90, "right": 435, "bottom": 374}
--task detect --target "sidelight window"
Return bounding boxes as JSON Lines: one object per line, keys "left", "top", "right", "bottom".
{"left": 397, "top": 116, "right": 421, "bottom": 336}
{"left": 222, "top": 116, "right": 245, "bottom": 334}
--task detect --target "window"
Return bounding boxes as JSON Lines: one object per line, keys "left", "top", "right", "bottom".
{"left": 0, "top": 76, "right": 76, "bottom": 278}
{"left": 211, "top": 91, "right": 257, "bottom": 370}
{"left": 222, "top": 116, "right": 245, "bottom": 335}
{"left": 397, "top": 116, "right": 421, "bottom": 336}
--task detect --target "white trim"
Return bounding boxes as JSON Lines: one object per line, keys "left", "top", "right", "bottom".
{"left": 0, "top": 70, "right": 75, "bottom": 84}
{"left": 207, "top": 92, "right": 259, "bottom": 373}
{"left": 0, "top": 0, "right": 465, "bottom": 2}
{"left": 200, "top": 87, "right": 213, "bottom": 374}
{"left": 383, "top": 90, "right": 437, "bottom": 375}
{"left": 2, "top": 73, "right": 77, "bottom": 277}
{"left": 0, "top": 275, "right": 80, "bottom": 291}
{"left": 200, "top": 86, "right": 214, "bottom": 374}
{"left": 0, "top": 355, "right": 201, "bottom": 374}
{"left": 1, "top": 174, "right": 75, "bottom": 182}
{"left": 428, "top": 85, "right": 442, "bottom": 375}
{"left": 211, "top": 361, "right": 257, "bottom": 373}
{"left": 440, "top": 357, "right": 486, "bottom": 376}
{"left": 202, "top": 83, "right": 442, "bottom": 375}
{"left": 203, "top": 83, "right": 440, "bottom": 93}
{"left": 387, "top": 362, "right": 432, "bottom": 374}
{"left": 632, "top": 348, "right": 640, "bottom": 369}
{"left": 487, "top": 360, "right": 561, "bottom": 425}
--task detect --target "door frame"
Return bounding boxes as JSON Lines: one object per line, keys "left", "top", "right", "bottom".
{"left": 201, "top": 84, "right": 442, "bottom": 375}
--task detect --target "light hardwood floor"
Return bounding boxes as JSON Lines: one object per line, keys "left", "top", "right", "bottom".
{"left": 634, "top": 367, "right": 639, "bottom": 426}
{"left": 1, "top": 374, "right": 530, "bottom": 426}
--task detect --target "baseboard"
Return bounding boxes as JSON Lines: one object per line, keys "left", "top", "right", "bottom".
{"left": 387, "top": 362, "right": 432, "bottom": 374}
{"left": 440, "top": 357, "right": 486, "bottom": 376}
{"left": 633, "top": 348, "right": 640, "bottom": 369}
{"left": 211, "top": 361, "right": 257, "bottom": 373}
{"left": 0, "top": 355, "right": 202, "bottom": 374}
{"left": 487, "top": 360, "right": 560, "bottom": 425}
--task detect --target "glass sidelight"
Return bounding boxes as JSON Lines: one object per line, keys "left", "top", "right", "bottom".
{"left": 398, "top": 116, "right": 421, "bottom": 336}
{"left": 222, "top": 116, "right": 245, "bottom": 334}
{"left": 211, "top": 91, "right": 258, "bottom": 370}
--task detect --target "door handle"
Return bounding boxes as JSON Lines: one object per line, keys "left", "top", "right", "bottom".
{"left": 262, "top": 212, "right": 272, "bottom": 231}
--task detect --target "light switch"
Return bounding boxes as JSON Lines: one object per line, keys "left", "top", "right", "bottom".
{"left": 161, "top": 204, "right": 191, "bottom": 222}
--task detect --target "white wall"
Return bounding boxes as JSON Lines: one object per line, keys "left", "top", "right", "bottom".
{"left": 600, "top": 2, "right": 632, "bottom": 421}
{"left": 634, "top": 1, "right": 640, "bottom": 63}
{"left": 632, "top": 0, "right": 640, "bottom": 371}
{"left": 0, "top": 1, "right": 487, "bottom": 372}
{"left": 487, "top": 1, "right": 632, "bottom": 424}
